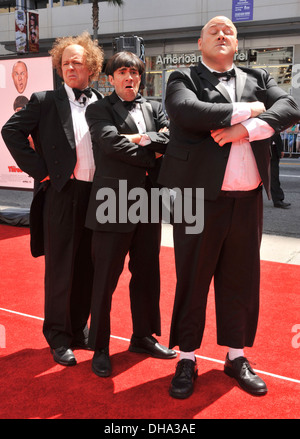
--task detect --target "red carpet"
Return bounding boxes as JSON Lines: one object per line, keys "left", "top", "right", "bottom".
{"left": 0, "top": 224, "right": 299, "bottom": 419}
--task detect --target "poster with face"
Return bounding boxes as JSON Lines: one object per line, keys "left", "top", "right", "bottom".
{"left": 15, "top": 9, "right": 27, "bottom": 54}
{"left": 0, "top": 56, "right": 53, "bottom": 189}
{"left": 28, "top": 12, "right": 39, "bottom": 53}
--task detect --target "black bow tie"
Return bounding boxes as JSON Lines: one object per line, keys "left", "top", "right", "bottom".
{"left": 73, "top": 87, "right": 92, "bottom": 100}
{"left": 213, "top": 68, "right": 236, "bottom": 81}
{"left": 123, "top": 94, "right": 143, "bottom": 111}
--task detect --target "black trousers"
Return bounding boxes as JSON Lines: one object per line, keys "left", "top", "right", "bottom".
{"left": 42, "top": 179, "right": 93, "bottom": 349}
{"left": 169, "top": 187, "right": 263, "bottom": 352}
{"left": 88, "top": 219, "right": 162, "bottom": 351}
{"left": 271, "top": 154, "right": 285, "bottom": 203}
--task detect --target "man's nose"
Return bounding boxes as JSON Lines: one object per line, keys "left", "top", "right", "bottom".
{"left": 126, "top": 71, "right": 134, "bottom": 80}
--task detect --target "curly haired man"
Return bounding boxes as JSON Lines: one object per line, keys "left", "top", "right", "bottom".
{"left": 2, "top": 32, "right": 104, "bottom": 366}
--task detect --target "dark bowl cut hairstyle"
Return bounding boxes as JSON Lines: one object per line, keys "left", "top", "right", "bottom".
{"left": 105, "top": 51, "right": 145, "bottom": 77}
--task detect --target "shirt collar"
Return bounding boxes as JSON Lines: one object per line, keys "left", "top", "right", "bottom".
{"left": 202, "top": 60, "right": 234, "bottom": 74}
{"left": 64, "top": 83, "right": 77, "bottom": 102}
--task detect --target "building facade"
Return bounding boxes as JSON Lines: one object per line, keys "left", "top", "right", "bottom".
{"left": 1, "top": 0, "right": 300, "bottom": 153}
{"left": 1, "top": 1, "right": 300, "bottom": 96}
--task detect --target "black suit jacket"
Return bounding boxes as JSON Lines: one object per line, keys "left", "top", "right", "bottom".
{"left": 85, "top": 91, "right": 169, "bottom": 232}
{"left": 158, "top": 62, "right": 300, "bottom": 200}
{"left": 1, "top": 85, "right": 103, "bottom": 256}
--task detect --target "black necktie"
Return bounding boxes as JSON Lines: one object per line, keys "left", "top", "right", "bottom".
{"left": 213, "top": 68, "right": 236, "bottom": 81}
{"left": 123, "top": 94, "right": 143, "bottom": 111}
{"left": 73, "top": 87, "right": 92, "bottom": 101}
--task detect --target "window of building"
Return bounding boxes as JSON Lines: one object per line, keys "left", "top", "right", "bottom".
{"left": 236, "top": 47, "right": 293, "bottom": 94}
{"left": 143, "top": 54, "right": 201, "bottom": 101}
{"left": 0, "top": 0, "right": 16, "bottom": 13}
{"left": 142, "top": 47, "right": 293, "bottom": 100}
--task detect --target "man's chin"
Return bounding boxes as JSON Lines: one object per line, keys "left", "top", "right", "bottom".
{"left": 123, "top": 91, "right": 137, "bottom": 101}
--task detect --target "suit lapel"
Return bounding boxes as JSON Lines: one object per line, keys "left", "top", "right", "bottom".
{"left": 215, "top": 81, "right": 232, "bottom": 103}
{"left": 235, "top": 68, "right": 247, "bottom": 102}
{"left": 197, "top": 63, "right": 232, "bottom": 102}
{"left": 54, "top": 86, "right": 76, "bottom": 150}
{"left": 110, "top": 91, "right": 139, "bottom": 132}
{"left": 197, "top": 62, "right": 248, "bottom": 103}
{"left": 141, "top": 101, "right": 155, "bottom": 131}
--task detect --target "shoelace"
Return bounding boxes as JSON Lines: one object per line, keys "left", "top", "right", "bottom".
{"left": 175, "top": 360, "right": 196, "bottom": 379}
{"left": 234, "top": 357, "right": 256, "bottom": 375}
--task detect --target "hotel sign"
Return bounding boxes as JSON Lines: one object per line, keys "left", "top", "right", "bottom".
{"left": 156, "top": 53, "right": 201, "bottom": 66}
{"left": 155, "top": 50, "right": 248, "bottom": 67}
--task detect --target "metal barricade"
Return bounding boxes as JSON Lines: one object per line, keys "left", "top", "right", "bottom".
{"left": 281, "top": 125, "right": 300, "bottom": 157}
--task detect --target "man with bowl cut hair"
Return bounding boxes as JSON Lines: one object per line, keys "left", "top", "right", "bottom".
{"left": 85, "top": 51, "right": 176, "bottom": 378}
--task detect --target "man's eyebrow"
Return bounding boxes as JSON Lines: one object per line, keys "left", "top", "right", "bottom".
{"left": 119, "top": 66, "right": 137, "bottom": 71}
{"left": 208, "top": 23, "right": 234, "bottom": 31}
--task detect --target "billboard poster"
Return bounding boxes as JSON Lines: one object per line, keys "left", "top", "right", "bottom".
{"left": 0, "top": 56, "right": 53, "bottom": 190}
{"left": 15, "top": 9, "right": 27, "bottom": 54}
{"left": 28, "top": 12, "right": 39, "bottom": 53}
{"left": 232, "top": 0, "right": 254, "bottom": 22}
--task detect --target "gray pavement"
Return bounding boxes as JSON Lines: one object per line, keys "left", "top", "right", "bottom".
{"left": 161, "top": 224, "right": 300, "bottom": 265}
{"left": 0, "top": 188, "right": 33, "bottom": 209}
{"left": 0, "top": 185, "right": 299, "bottom": 265}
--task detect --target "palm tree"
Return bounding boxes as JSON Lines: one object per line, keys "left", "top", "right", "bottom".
{"left": 92, "top": 0, "right": 124, "bottom": 40}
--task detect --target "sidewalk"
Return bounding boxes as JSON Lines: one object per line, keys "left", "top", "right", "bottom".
{"left": 161, "top": 223, "right": 300, "bottom": 265}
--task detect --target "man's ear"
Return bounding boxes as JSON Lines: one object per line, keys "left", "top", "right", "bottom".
{"left": 197, "top": 38, "right": 202, "bottom": 52}
{"left": 108, "top": 74, "right": 114, "bottom": 86}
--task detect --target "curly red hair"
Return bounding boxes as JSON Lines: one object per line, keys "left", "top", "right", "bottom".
{"left": 49, "top": 31, "right": 104, "bottom": 83}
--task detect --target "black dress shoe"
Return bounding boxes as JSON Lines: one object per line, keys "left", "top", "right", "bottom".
{"left": 274, "top": 200, "right": 291, "bottom": 209}
{"left": 224, "top": 354, "right": 268, "bottom": 396}
{"left": 92, "top": 348, "right": 111, "bottom": 377}
{"left": 51, "top": 346, "right": 77, "bottom": 366}
{"left": 169, "top": 359, "right": 198, "bottom": 399}
{"left": 129, "top": 335, "right": 177, "bottom": 359}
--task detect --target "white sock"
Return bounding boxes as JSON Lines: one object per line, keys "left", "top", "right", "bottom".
{"left": 228, "top": 348, "right": 244, "bottom": 361}
{"left": 179, "top": 351, "right": 195, "bottom": 362}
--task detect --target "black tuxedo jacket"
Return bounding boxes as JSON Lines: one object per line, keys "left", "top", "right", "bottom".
{"left": 2, "top": 85, "right": 103, "bottom": 191}
{"left": 85, "top": 91, "right": 169, "bottom": 232}
{"left": 1, "top": 85, "right": 103, "bottom": 256}
{"left": 158, "top": 62, "right": 300, "bottom": 200}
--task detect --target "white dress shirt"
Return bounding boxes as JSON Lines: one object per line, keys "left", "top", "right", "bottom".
{"left": 118, "top": 95, "right": 151, "bottom": 146}
{"left": 65, "top": 83, "right": 98, "bottom": 182}
{"left": 202, "top": 62, "right": 274, "bottom": 191}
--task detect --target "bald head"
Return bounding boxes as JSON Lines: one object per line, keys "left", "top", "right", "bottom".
{"left": 198, "top": 16, "right": 238, "bottom": 71}
{"left": 201, "top": 16, "right": 237, "bottom": 38}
